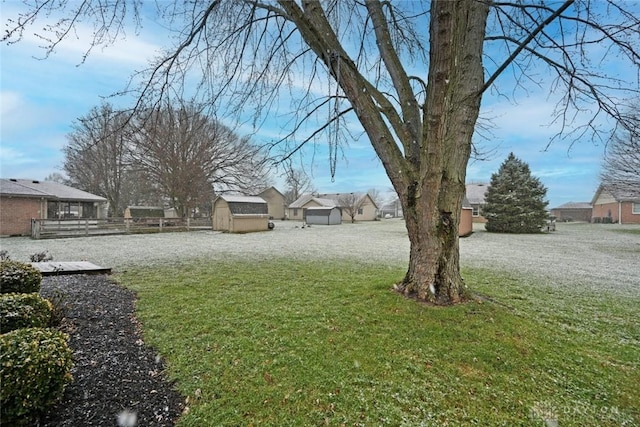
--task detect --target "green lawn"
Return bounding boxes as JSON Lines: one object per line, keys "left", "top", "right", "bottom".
{"left": 120, "top": 259, "right": 639, "bottom": 426}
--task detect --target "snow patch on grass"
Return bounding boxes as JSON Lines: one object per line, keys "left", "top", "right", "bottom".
{"left": 2, "top": 220, "right": 638, "bottom": 297}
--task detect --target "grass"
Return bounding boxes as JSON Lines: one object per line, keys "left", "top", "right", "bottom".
{"left": 120, "top": 259, "right": 639, "bottom": 426}
{"left": 607, "top": 227, "right": 640, "bottom": 235}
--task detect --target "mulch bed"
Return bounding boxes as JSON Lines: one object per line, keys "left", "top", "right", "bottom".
{"left": 38, "top": 274, "right": 184, "bottom": 426}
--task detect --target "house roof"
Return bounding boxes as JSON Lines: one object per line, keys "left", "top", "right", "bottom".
{"left": 465, "top": 183, "right": 489, "bottom": 205}
{"left": 318, "top": 192, "right": 379, "bottom": 209}
{"left": 288, "top": 194, "right": 315, "bottom": 208}
{"left": 591, "top": 184, "right": 640, "bottom": 204}
{"left": 256, "top": 186, "right": 285, "bottom": 199}
{"left": 290, "top": 192, "right": 379, "bottom": 209}
{"left": 289, "top": 194, "right": 336, "bottom": 208}
{"left": 551, "top": 202, "right": 592, "bottom": 210}
{"left": 0, "top": 179, "right": 107, "bottom": 202}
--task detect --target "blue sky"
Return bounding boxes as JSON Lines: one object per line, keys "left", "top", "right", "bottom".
{"left": 0, "top": 3, "right": 631, "bottom": 208}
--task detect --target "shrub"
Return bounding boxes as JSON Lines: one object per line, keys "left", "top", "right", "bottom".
{"left": 46, "top": 289, "right": 69, "bottom": 328}
{"left": 29, "top": 251, "right": 53, "bottom": 262}
{"left": 0, "top": 260, "right": 42, "bottom": 294}
{"left": 0, "top": 328, "right": 73, "bottom": 425}
{"left": 0, "top": 293, "right": 53, "bottom": 333}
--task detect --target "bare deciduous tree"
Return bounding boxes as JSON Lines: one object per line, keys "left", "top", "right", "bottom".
{"left": 366, "top": 188, "right": 386, "bottom": 213}
{"left": 132, "top": 102, "right": 271, "bottom": 217}
{"left": 283, "top": 166, "right": 315, "bottom": 205}
{"left": 337, "top": 193, "right": 368, "bottom": 223}
{"left": 601, "top": 115, "right": 640, "bottom": 192}
{"left": 44, "top": 173, "right": 68, "bottom": 184}
{"left": 4, "top": 1, "right": 639, "bottom": 304}
{"left": 63, "top": 104, "right": 132, "bottom": 216}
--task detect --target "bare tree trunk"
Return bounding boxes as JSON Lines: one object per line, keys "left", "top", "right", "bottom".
{"left": 282, "top": 0, "right": 487, "bottom": 304}
{"left": 393, "top": 0, "right": 487, "bottom": 304}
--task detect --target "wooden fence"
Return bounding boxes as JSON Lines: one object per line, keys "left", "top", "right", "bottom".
{"left": 31, "top": 217, "right": 212, "bottom": 239}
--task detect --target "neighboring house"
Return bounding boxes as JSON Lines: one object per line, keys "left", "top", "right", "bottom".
{"left": 317, "top": 192, "right": 378, "bottom": 222}
{"left": 212, "top": 195, "right": 270, "bottom": 233}
{"left": 305, "top": 206, "right": 342, "bottom": 225}
{"left": 0, "top": 178, "right": 107, "bottom": 236}
{"left": 288, "top": 192, "right": 378, "bottom": 222}
{"left": 256, "top": 187, "right": 287, "bottom": 220}
{"left": 287, "top": 194, "right": 338, "bottom": 221}
{"left": 550, "top": 202, "right": 592, "bottom": 222}
{"left": 465, "top": 183, "right": 489, "bottom": 222}
{"left": 591, "top": 185, "right": 640, "bottom": 224}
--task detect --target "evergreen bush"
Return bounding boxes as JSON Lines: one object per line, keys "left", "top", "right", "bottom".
{"left": 483, "top": 152, "right": 549, "bottom": 233}
{"left": 0, "top": 293, "right": 53, "bottom": 333}
{"left": 0, "top": 328, "right": 73, "bottom": 425}
{"left": 0, "top": 261, "right": 42, "bottom": 294}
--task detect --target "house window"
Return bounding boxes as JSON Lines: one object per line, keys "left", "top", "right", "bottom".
{"left": 293, "top": 208, "right": 298, "bottom": 217}
{"left": 633, "top": 203, "right": 640, "bottom": 214}
{"left": 472, "top": 206, "right": 480, "bottom": 217}
{"left": 46, "top": 201, "right": 97, "bottom": 219}
{"left": 47, "top": 201, "right": 58, "bottom": 219}
{"left": 357, "top": 208, "right": 363, "bottom": 215}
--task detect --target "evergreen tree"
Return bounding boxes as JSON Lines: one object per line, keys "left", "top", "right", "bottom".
{"left": 484, "top": 153, "right": 548, "bottom": 233}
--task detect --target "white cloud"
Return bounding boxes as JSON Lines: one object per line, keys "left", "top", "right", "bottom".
{"left": 0, "top": 146, "right": 34, "bottom": 166}
{"left": 0, "top": 91, "right": 24, "bottom": 116}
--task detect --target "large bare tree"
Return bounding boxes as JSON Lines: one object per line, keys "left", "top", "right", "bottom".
{"left": 63, "top": 104, "right": 132, "bottom": 217}
{"left": 601, "top": 114, "right": 640, "bottom": 192}
{"left": 132, "top": 102, "right": 271, "bottom": 217}
{"left": 283, "top": 166, "right": 316, "bottom": 205}
{"left": 4, "top": 1, "right": 639, "bottom": 304}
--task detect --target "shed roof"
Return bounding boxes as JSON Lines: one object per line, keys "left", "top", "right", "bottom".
{"left": 219, "top": 195, "right": 267, "bottom": 204}
{"left": 0, "top": 179, "right": 107, "bottom": 202}
{"left": 306, "top": 206, "right": 340, "bottom": 216}
{"left": 216, "top": 194, "right": 268, "bottom": 215}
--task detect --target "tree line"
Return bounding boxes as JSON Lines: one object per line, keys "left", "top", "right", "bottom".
{"left": 59, "top": 102, "right": 272, "bottom": 217}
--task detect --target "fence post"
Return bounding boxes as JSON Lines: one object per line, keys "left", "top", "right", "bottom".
{"left": 85, "top": 219, "right": 89, "bottom": 235}
{"left": 31, "top": 219, "right": 39, "bottom": 239}
{"left": 160, "top": 218, "right": 164, "bottom": 231}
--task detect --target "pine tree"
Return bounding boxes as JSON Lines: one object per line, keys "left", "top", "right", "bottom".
{"left": 484, "top": 153, "right": 549, "bottom": 233}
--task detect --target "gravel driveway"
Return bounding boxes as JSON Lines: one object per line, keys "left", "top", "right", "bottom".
{"left": 2, "top": 219, "right": 638, "bottom": 297}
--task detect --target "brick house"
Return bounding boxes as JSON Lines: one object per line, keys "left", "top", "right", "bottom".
{"left": 591, "top": 185, "right": 640, "bottom": 224}
{"left": 550, "top": 202, "right": 592, "bottom": 222}
{"left": 0, "top": 179, "right": 107, "bottom": 236}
